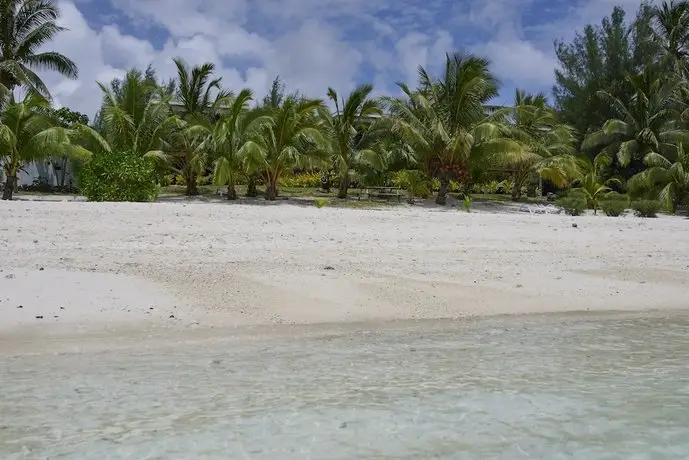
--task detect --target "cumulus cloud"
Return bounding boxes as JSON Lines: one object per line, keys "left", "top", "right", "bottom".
{"left": 34, "top": 0, "right": 656, "bottom": 118}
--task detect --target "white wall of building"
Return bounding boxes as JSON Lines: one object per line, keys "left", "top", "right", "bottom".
{"left": 1, "top": 158, "right": 77, "bottom": 187}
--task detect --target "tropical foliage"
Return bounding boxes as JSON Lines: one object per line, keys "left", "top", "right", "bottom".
{"left": 0, "top": 92, "right": 97, "bottom": 200}
{"left": 492, "top": 90, "right": 577, "bottom": 199}
{"left": 244, "top": 96, "right": 327, "bottom": 200}
{"left": 0, "top": 0, "right": 77, "bottom": 97}
{"left": 321, "top": 84, "right": 383, "bottom": 198}
{"left": 386, "top": 52, "right": 518, "bottom": 205}
{"left": 79, "top": 149, "right": 159, "bottom": 202}
{"left": 5, "top": 0, "right": 689, "bottom": 217}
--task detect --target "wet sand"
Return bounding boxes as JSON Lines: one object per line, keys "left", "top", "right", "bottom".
{"left": 1, "top": 200, "right": 688, "bottom": 337}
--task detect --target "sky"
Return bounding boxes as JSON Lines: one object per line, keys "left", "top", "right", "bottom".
{"left": 39, "top": 0, "right": 654, "bottom": 119}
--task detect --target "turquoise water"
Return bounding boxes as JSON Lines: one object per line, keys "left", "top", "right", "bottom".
{"left": 1, "top": 312, "right": 688, "bottom": 459}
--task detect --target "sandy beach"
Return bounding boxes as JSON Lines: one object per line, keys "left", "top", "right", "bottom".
{"left": 1, "top": 200, "right": 689, "bottom": 336}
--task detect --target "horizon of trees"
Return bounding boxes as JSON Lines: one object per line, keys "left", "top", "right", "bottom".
{"left": 1, "top": 0, "right": 688, "bottom": 213}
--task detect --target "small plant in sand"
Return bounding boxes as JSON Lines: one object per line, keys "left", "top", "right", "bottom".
{"left": 314, "top": 198, "right": 329, "bottom": 208}
{"left": 556, "top": 190, "right": 586, "bottom": 216}
{"left": 631, "top": 199, "right": 661, "bottom": 218}
{"left": 600, "top": 192, "right": 629, "bottom": 217}
{"left": 463, "top": 195, "right": 472, "bottom": 212}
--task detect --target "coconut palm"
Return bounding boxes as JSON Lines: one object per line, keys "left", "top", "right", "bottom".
{"left": 190, "top": 89, "right": 269, "bottom": 199}
{"left": 387, "top": 52, "right": 518, "bottom": 205}
{"left": 165, "top": 58, "right": 232, "bottom": 195}
{"left": 96, "top": 69, "right": 178, "bottom": 157}
{"left": 570, "top": 152, "right": 622, "bottom": 214}
{"left": 583, "top": 68, "right": 684, "bottom": 175}
{"left": 650, "top": 1, "right": 689, "bottom": 76}
{"left": 321, "top": 85, "right": 383, "bottom": 198}
{"left": 0, "top": 92, "right": 103, "bottom": 200}
{"left": 491, "top": 90, "right": 578, "bottom": 199}
{"left": 245, "top": 96, "right": 328, "bottom": 200}
{"left": 0, "top": 0, "right": 78, "bottom": 96}
{"left": 628, "top": 142, "right": 689, "bottom": 213}
{"left": 244, "top": 76, "right": 287, "bottom": 197}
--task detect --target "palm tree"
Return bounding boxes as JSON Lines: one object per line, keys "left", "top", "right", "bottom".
{"left": 96, "top": 69, "right": 178, "bottom": 157}
{"left": 387, "top": 52, "right": 518, "bottom": 205}
{"left": 190, "top": 89, "right": 268, "bottom": 199}
{"left": 245, "top": 96, "right": 327, "bottom": 200}
{"left": 583, "top": 68, "right": 684, "bottom": 176}
{"left": 570, "top": 152, "right": 622, "bottom": 214}
{"left": 0, "top": 0, "right": 78, "bottom": 96}
{"left": 321, "top": 85, "right": 383, "bottom": 198}
{"left": 0, "top": 92, "right": 102, "bottom": 200}
{"left": 628, "top": 143, "right": 689, "bottom": 214}
{"left": 492, "top": 90, "right": 578, "bottom": 199}
{"left": 245, "top": 76, "right": 286, "bottom": 197}
{"left": 650, "top": 1, "right": 689, "bottom": 76}
{"left": 167, "top": 58, "right": 231, "bottom": 195}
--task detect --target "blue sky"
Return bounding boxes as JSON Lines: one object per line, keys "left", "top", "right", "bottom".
{"left": 42, "top": 0, "right": 653, "bottom": 118}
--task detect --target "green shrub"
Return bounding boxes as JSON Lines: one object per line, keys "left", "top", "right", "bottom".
{"left": 477, "top": 179, "right": 516, "bottom": 195}
{"left": 279, "top": 172, "right": 321, "bottom": 188}
{"left": 556, "top": 192, "right": 586, "bottom": 216}
{"left": 631, "top": 199, "right": 661, "bottom": 218}
{"left": 478, "top": 180, "right": 500, "bottom": 194}
{"left": 158, "top": 174, "right": 172, "bottom": 187}
{"left": 79, "top": 150, "right": 159, "bottom": 202}
{"left": 392, "top": 170, "right": 430, "bottom": 201}
{"left": 600, "top": 193, "right": 629, "bottom": 217}
{"left": 196, "top": 175, "right": 212, "bottom": 186}
{"left": 463, "top": 195, "right": 472, "bottom": 212}
{"left": 449, "top": 181, "right": 463, "bottom": 193}
{"left": 313, "top": 198, "right": 329, "bottom": 208}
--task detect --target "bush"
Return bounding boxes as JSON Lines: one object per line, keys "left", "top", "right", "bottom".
{"left": 313, "top": 198, "right": 329, "bottom": 208}
{"left": 463, "top": 195, "right": 472, "bottom": 212}
{"left": 449, "top": 181, "right": 463, "bottom": 193}
{"left": 391, "top": 170, "right": 431, "bottom": 201}
{"left": 279, "top": 172, "right": 321, "bottom": 188}
{"left": 79, "top": 150, "right": 159, "bottom": 202}
{"left": 556, "top": 192, "right": 586, "bottom": 216}
{"left": 196, "top": 175, "right": 212, "bottom": 186}
{"left": 600, "top": 193, "right": 629, "bottom": 217}
{"left": 632, "top": 199, "right": 661, "bottom": 218}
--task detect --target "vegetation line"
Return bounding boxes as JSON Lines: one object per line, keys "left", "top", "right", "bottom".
{"left": 1, "top": 0, "right": 687, "bottom": 215}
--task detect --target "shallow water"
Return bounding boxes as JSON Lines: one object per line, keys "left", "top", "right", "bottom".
{"left": 2, "top": 312, "right": 689, "bottom": 459}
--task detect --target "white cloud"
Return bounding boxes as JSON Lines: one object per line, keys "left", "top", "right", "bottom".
{"left": 472, "top": 40, "right": 557, "bottom": 88}
{"left": 395, "top": 31, "right": 455, "bottom": 86}
{"left": 34, "top": 0, "right": 657, "bottom": 119}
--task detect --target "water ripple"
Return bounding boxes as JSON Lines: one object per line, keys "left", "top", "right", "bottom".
{"left": 1, "top": 312, "right": 688, "bottom": 459}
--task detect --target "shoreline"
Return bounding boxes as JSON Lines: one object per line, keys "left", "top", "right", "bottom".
{"left": 2, "top": 200, "right": 689, "bottom": 342}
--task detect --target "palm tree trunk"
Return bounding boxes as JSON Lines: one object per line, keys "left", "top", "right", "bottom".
{"left": 338, "top": 173, "right": 349, "bottom": 199}
{"left": 2, "top": 174, "right": 16, "bottom": 200}
{"left": 60, "top": 157, "right": 68, "bottom": 187}
{"left": 265, "top": 179, "right": 278, "bottom": 200}
{"left": 435, "top": 178, "right": 449, "bottom": 205}
{"left": 671, "top": 198, "right": 679, "bottom": 215}
{"left": 227, "top": 176, "right": 237, "bottom": 200}
{"left": 185, "top": 170, "right": 198, "bottom": 196}
{"left": 246, "top": 175, "right": 258, "bottom": 197}
{"left": 511, "top": 173, "right": 522, "bottom": 200}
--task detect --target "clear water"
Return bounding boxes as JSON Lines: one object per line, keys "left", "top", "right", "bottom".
{"left": 2, "top": 312, "right": 689, "bottom": 459}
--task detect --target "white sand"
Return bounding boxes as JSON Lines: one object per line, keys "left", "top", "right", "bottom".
{"left": 1, "top": 200, "right": 688, "bottom": 334}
